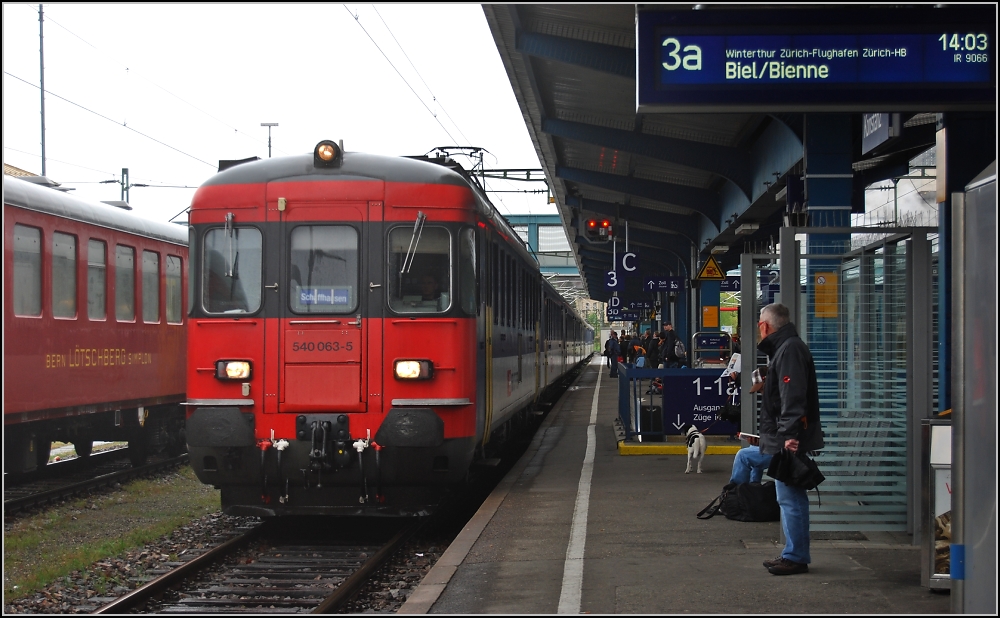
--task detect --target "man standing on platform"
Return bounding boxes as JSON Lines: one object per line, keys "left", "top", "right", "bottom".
{"left": 606, "top": 331, "right": 621, "bottom": 378}
{"left": 661, "top": 323, "right": 680, "bottom": 368}
{"left": 756, "top": 303, "right": 824, "bottom": 576}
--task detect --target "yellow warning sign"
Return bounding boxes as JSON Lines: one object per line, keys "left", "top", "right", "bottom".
{"left": 697, "top": 255, "right": 726, "bottom": 280}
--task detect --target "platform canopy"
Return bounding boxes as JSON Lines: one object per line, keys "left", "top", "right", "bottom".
{"left": 482, "top": 4, "right": 969, "bottom": 301}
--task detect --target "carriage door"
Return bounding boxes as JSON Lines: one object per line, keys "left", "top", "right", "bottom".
{"left": 262, "top": 186, "right": 381, "bottom": 416}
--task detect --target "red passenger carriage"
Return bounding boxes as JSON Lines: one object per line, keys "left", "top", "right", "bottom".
{"left": 185, "top": 142, "right": 592, "bottom": 516}
{"left": 3, "top": 176, "right": 188, "bottom": 472}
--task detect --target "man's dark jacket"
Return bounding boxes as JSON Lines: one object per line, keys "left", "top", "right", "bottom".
{"left": 662, "top": 329, "right": 680, "bottom": 363}
{"left": 757, "top": 322, "right": 824, "bottom": 455}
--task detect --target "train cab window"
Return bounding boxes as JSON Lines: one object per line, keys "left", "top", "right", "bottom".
{"left": 387, "top": 226, "right": 451, "bottom": 314}
{"left": 115, "top": 245, "right": 135, "bottom": 321}
{"left": 88, "top": 240, "right": 107, "bottom": 320}
{"left": 202, "top": 227, "right": 262, "bottom": 314}
{"left": 459, "top": 228, "right": 477, "bottom": 315}
{"left": 289, "top": 225, "right": 358, "bottom": 314}
{"left": 13, "top": 224, "right": 42, "bottom": 317}
{"left": 52, "top": 232, "right": 77, "bottom": 318}
{"left": 166, "top": 255, "right": 182, "bottom": 323}
{"left": 142, "top": 250, "right": 160, "bottom": 323}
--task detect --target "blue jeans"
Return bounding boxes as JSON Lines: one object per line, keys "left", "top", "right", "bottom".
{"left": 729, "top": 446, "right": 772, "bottom": 485}
{"left": 775, "top": 478, "right": 811, "bottom": 564}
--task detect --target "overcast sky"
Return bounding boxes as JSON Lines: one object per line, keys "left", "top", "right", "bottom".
{"left": 3, "top": 3, "right": 553, "bottom": 224}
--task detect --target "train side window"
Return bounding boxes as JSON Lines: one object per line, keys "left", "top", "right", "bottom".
{"left": 289, "top": 225, "right": 358, "bottom": 314}
{"left": 459, "top": 228, "right": 477, "bottom": 315}
{"left": 13, "top": 224, "right": 42, "bottom": 317}
{"left": 88, "top": 239, "right": 107, "bottom": 320}
{"left": 115, "top": 245, "right": 135, "bottom": 321}
{"left": 166, "top": 255, "right": 182, "bottom": 323}
{"left": 52, "top": 232, "right": 77, "bottom": 318}
{"left": 387, "top": 226, "right": 451, "bottom": 314}
{"left": 142, "top": 250, "right": 160, "bottom": 323}
{"left": 202, "top": 227, "right": 263, "bottom": 314}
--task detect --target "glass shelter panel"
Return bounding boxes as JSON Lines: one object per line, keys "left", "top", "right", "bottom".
{"left": 790, "top": 230, "right": 933, "bottom": 533}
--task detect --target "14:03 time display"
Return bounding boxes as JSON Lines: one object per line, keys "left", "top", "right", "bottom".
{"left": 939, "top": 33, "right": 989, "bottom": 51}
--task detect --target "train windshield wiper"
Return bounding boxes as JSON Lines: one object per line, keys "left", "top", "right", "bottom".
{"left": 400, "top": 211, "right": 426, "bottom": 275}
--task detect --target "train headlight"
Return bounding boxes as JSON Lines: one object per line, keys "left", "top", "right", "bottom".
{"left": 216, "top": 360, "right": 252, "bottom": 380}
{"left": 314, "top": 140, "right": 343, "bottom": 168}
{"left": 394, "top": 359, "right": 434, "bottom": 380}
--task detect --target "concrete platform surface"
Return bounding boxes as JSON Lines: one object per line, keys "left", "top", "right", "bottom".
{"left": 399, "top": 358, "right": 951, "bottom": 615}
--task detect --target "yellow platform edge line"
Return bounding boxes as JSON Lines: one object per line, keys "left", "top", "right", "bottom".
{"left": 617, "top": 442, "right": 742, "bottom": 456}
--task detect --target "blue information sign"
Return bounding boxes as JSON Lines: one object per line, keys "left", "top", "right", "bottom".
{"left": 644, "top": 276, "right": 685, "bottom": 292}
{"left": 628, "top": 368, "right": 739, "bottom": 436}
{"left": 719, "top": 276, "right": 742, "bottom": 292}
{"left": 637, "top": 7, "right": 995, "bottom": 112}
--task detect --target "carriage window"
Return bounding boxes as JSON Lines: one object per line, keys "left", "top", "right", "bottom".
{"left": 115, "top": 245, "right": 135, "bottom": 321}
{"left": 142, "top": 250, "right": 160, "bottom": 323}
{"left": 13, "top": 224, "right": 42, "bottom": 317}
{"left": 88, "top": 240, "right": 107, "bottom": 320}
{"left": 387, "top": 226, "right": 451, "bottom": 314}
{"left": 166, "top": 255, "right": 182, "bottom": 323}
{"left": 459, "top": 228, "right": 477, "bottom": 315}
{"left": 52, "top": 232, "right": 77, "bottom": 318}
{"left": 289, "top": 226, "right": 358, "bottom": 314}
{"left": 203, "top": 227, "right": 263, "bottom": 314}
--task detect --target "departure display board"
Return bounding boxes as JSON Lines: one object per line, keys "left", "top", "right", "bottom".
{"left": 637, "top": 7, "right": 996, "bottom": 112}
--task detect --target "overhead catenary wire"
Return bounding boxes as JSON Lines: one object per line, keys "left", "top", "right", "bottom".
{"left": 30, "top": 5, "right": 274, "bottom": 155}
{"left": 5, "top": 71, "right": 216, "bottom": 169}
{"left": 371, "top": 4, "right": 473, "bottom": 146}
{"left": 344, "top": 4, "right": 460, "bottom": 146}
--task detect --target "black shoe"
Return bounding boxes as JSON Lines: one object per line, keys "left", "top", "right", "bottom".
{"left": 768, "top": 558, "right": 809, "bottom": 575}
{"left": 762, "top": 556, "right": 784, "bottom": 569}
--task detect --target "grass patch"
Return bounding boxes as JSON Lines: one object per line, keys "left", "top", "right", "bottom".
{"left": 3, "top": 465, "right": 219, "bottom": 601}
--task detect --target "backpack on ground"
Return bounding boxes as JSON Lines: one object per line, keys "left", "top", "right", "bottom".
{"left": 697, "top": 481, "right": 780, "bottom": 522}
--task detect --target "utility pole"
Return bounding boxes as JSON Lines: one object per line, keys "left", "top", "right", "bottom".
{"left": 39, "top": 4, "right": 46, "bottom": 176}
{"left": 261, "top": 123, "right": 278, "bottom": 158}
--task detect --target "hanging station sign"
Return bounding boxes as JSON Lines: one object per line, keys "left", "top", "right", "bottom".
{"left": 637, "top": 6, "right": 995, "bottom": 112}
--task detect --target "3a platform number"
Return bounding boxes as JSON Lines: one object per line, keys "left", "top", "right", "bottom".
{"left": 292, "top": 341, "right": 352, "bottom": 352}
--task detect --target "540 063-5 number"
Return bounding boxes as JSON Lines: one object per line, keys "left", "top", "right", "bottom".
{"left": 291, "top": 341, "right": 353, "bottom": 352}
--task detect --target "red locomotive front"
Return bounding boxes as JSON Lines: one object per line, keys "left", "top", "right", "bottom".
{"left": 186, "top": 143, "right": 482, "bottom": 515}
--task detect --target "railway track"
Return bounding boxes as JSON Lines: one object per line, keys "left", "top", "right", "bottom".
{"left": 3, "top": 453, "right": 190, "bottom": 515}
{"left": 92, "top": 520, "right": 419, "bottom": 614}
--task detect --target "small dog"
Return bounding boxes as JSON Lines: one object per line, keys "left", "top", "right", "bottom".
{"left": 681, "top": 423, "right": 707, "bottom": 474}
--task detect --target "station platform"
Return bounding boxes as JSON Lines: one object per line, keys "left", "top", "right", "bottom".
{"left": 399, "top": 357, "right": 951, "bottom": 614}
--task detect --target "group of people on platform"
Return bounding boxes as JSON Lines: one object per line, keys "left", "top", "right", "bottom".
{"left": 602, "top": 323, "right": 686, "bottom": 378}
{"left": 604, "top": 303, "right": 823, "bottom": 577}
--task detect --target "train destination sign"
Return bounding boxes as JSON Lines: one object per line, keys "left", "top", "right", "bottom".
{"left": 637, "top": 7, "right": 995, "bottom": 112}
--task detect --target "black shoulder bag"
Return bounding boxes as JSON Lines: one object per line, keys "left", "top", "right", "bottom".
{"left": 767, "top": 449, "right": 825, "bottom": 490}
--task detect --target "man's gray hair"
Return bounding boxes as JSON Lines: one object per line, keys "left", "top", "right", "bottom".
{"left": 760, "top": 303, "right": 790, "bottom": 328}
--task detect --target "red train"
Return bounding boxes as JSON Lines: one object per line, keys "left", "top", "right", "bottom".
{"left": 185, "top": 141, "right": 592, "bottom": 516}
{"left": 3, "top": 175, "right": 188, "bottom": 473}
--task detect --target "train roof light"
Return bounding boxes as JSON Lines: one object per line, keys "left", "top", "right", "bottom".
{"left": 314, "top": 140, "right": 343, "bottom": 168}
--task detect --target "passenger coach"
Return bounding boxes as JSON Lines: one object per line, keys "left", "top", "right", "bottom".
{"left": 185, "top": 141, "right": 591, "bottom": 516}
{"left": 4, "top": 175, "right": 188, "bottom": 472}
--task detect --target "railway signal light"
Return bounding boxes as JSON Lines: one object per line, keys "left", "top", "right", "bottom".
{"left": 584, "top": 218, "right": 612, "bottom": 243}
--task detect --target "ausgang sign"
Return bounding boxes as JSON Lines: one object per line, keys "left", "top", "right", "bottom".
{"left": 637, "top": 7, "right": 995, "bottom": 112}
